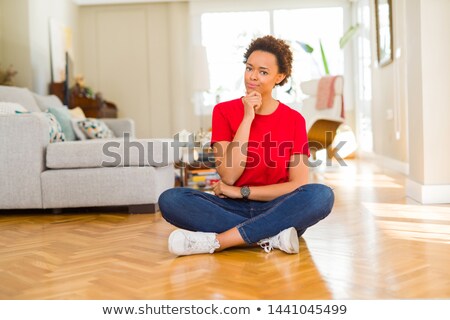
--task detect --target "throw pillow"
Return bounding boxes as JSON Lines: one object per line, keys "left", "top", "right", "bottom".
{"left": 43, "top": 112, "right": 66, "bottom": 143}
{"left": 33, "top": 93, "right": 64, "bottom": 112}
{"left": 0, "top": 102, "right": 27, "bottom": 114}
{"left": 47, "top": 107, "right": 76, "bottom": 141}
{"left": 77, "top": 118, "right": 115, "bottom": 139}
{"left": 71, "top": 119, "right": 87, "bottom": 140}
{"left": 69, "top": 106, "right": 86, "bottom": 119}
{"left": 0, "top": 86, "right": 41, "bottom": 112}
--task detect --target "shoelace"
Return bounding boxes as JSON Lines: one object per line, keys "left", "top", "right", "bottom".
{"left": 186, "top": 237, "right": 220, "bottom": 253}
{"left": 258, "top": 235, "right": 280, "bottom": 253}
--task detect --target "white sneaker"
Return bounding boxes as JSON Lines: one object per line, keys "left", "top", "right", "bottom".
{"left": 257, "top": 227, "right": 299, "bottom": 254}
{"left": 168, "top": 229, "right": 220, "bottom": 256}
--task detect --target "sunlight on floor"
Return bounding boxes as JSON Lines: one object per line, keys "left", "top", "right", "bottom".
{"left": 318, "top": 172, "right": 403, "bottom": 188}
{"left": 363, "top": 202, "right": 450, "bottom": 244}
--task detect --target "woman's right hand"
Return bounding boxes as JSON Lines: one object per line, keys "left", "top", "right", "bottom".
{"left": 212, "top": 180, "right": 241, "bottom": 199}
{"left": 242, "top": 91, "right": 262, "bottom": 120}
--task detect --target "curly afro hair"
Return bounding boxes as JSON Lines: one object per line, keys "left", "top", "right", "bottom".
{"left": 243, "top": 35, "right": 293, "bottom": 87}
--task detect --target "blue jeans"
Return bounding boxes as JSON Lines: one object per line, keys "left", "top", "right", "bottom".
{"left": 159, "top": 183, "right": 334, "bottom": 244}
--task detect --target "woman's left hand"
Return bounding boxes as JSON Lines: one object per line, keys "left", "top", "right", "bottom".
{"left": 212, "top": 180, "right": 241, "bottom": 199}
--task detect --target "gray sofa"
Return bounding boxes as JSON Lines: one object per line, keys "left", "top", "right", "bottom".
{"left": 0, "top": 85, "right": 175, "bottom": 213}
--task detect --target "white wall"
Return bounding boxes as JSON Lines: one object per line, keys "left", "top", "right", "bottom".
{"left": 406, "top": 0, "right": 450, "bottom": 186}
{"left": 369, "top": 0, "right": 450, "bottom": 203}
{"left": 0, "top": 0, "right": 77, "bottom": 93}
{"left": 28, "top": 0, "right": 79, "bottom": 94}
{"left": 405, "top": 0, "right": 424, "bottom": 183}
{"left": 0, "top": 0, "right": 32, "bottom": 88}
{"left": 0, "top": 1, "right": 3, "bottom": 63}
{"left": 79, "top": 2, "right": 192, "bottom": 139}
{"left": 405, "top": 0, "right": 450, "bottom": 203}
{"left": 370, "top": 0, "right": 409, "bottom": 164}
{"left": 419, "top": 0, "right": 450, "bottom": 185}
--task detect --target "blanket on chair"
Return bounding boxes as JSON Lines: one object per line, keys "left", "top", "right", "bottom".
{"left": 315, "top": 75, "right": 344, "bottom": 118}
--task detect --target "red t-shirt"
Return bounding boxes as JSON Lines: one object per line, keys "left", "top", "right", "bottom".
{"left": 211, "top": 98, "right": 310, "bottom": 187}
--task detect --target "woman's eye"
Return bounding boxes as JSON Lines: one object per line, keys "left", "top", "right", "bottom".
{"left": 246, "top": 67, "right": 252, "bottom": 71}
{"left": 260, "top": 71, "right": 268, "bottom": 75}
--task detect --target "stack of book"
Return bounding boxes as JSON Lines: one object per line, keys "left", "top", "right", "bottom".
{"left": 188, "top": 168, "right": 220, "bottom": 191}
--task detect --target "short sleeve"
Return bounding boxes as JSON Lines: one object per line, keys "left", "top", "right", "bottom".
{"left": 291, "top": 113, "right": 310, "bottom": 157}
{"left": 211, "top": 104, "right": 232, "bottom": 145}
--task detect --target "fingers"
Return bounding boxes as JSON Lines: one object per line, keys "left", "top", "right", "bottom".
{"left": 245, "top": 91, "right": 262, "bottom": 100}
{"left": 212, "top": 181, "right": 222, "bottom": 197}
{"left": 212, "top": 181, "right": 229, "bottom": 198}
{"left": 243, "top": 91, "right": 262, "bottom": 109}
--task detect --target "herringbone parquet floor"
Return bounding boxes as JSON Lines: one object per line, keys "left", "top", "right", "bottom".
{"left": 1, "top": 159, "right": 449, "bottom": 299}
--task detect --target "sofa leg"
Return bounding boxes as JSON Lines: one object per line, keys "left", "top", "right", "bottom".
{"left": 128, "top": 203, "right": 159, "bottom": 214}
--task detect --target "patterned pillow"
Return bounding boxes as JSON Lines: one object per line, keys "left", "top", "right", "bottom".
{"left": 77, "top": 118, "right": 115, "bottom": 139}
{"left": 43, "top": 112, "right": 66, "bottom": 143}
{"left": 71, "top": 119, "right": 87, "bottom": 140}
{"left": 0, "top": 102, "right": 27, "bottom": 114}
{"left": 47, "top": 107, "right": 76, "bottom": 141}
{"left": 32, "top": 93, "right": 64, "bottom": 112}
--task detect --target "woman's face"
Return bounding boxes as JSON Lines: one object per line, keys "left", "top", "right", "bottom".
{"left": 244, "top": 50, "right": 285, "bottom": 96}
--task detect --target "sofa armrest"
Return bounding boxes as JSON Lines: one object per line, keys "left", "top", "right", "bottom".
{"left": 102, "top": 118, "right": 135, "bottom": 138}
{"left": 0, "top": 114, "right": 49, "bottom": 209}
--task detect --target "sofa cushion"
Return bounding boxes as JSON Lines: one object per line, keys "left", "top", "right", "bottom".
{"left": 33, "top": 93, "right": 64, "bottom": 111}
{"left": 47, "top": 107, "right": 76, "bottom": 141}
{"left": 41, "top": 166, "right": 174, "bottom": 208}
{"left": 0, "top": 85, "right": 41, "bottom": 112}
{"left": 46, "top": 138, "right": 175, "bottom": 169}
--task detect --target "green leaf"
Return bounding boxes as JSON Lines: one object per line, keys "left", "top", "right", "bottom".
{"left": 319, "top": 40, "right": 330, "bottom": 75}
{"left": 297, "top": 41, "right": 314, "bottom": 53}
{"left": 340, "top": 24, "right": 360, "bottom": 49}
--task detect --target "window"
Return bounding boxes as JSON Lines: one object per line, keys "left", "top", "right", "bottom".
{"left": 201, "top": 6, "right": 345, "bottom": 110}
{"left": 274, "top": 7, "right": 344, "bottom": 103}
{"left": 355, "top": 0, "right": 373, "bottom": 151}
{"left": 201, "top": 11, "right": 270, "bottom": 104}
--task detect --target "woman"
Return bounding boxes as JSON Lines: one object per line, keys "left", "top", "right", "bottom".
{"left": 159, "top": 35, "right": 334, "bottom": 256}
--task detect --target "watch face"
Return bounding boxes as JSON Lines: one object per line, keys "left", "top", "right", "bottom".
{"left": 241, "top": 186, "right": 250, "bottom": 199}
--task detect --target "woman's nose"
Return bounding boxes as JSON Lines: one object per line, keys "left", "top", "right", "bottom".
{"left": 250, "top": 70, "right": 258, "bottom": 80}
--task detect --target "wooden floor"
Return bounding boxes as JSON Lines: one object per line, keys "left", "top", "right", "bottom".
{"left": 1, "top": 159, "right": 449, "bottom": 299}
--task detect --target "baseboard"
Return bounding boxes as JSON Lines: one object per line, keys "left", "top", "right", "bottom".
{"left": 128, "top": 203, "right": 159, "bottom": 214}
{"left": 360, "top": 151, "right": 409, "bottom": 175}
{"left": 406, "top": 179, "right": 450, "bottom": 204}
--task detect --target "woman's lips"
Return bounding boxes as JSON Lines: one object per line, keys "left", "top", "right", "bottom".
{"left": 246, "top": 83, "right": 258, "bottom": 90}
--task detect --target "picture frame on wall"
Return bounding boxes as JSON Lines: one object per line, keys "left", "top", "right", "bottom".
{"left": 49, "top": 18, "right": 73, "bottom": 83}
{"left": 374, "top": 0, "right": 393, "bottom": 67}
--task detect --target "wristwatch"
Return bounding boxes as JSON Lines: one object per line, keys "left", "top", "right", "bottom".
{"left": 240, "top": 186, "right": 251, "bottom": 199}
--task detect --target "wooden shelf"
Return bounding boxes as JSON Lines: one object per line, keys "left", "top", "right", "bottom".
{"left": 49, "top": 82, "right": 118, "bottom": 118}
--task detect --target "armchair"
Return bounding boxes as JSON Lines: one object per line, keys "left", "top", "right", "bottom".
{"left": 300, "top": 76, "right": 346, "bottom": 159}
